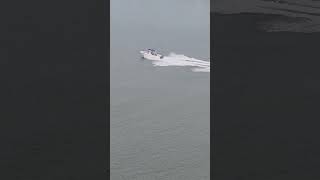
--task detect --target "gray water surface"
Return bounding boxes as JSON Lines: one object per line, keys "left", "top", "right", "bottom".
{"left": 213, "top": 0, "right": 320, "bottom": 32}
{"left": 111, "top": 1, "right": 210, "bottom": 179}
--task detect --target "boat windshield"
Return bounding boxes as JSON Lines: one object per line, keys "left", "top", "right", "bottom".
{"left": 147, "top": 49, "right": 157, "bottom": 55}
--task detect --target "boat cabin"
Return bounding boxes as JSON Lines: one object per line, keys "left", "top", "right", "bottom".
{"left": 147, "top": 49, "right": 157, "bottom": 55}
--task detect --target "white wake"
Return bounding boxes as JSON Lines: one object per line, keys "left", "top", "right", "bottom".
{"left": 148, "top": 52, "right": 210, "bottom": 72}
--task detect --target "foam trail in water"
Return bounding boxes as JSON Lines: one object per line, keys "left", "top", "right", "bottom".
{"left": 150, "top": 52, "right": 210, "bottom": 72}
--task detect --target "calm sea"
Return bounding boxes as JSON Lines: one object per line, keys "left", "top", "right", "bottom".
{"left": 111, "top": 0, "right": 210, "bottom": 179}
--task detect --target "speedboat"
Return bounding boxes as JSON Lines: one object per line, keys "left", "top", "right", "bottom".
{"left": 140, "top": 49, "right": 164, "bottom": 60}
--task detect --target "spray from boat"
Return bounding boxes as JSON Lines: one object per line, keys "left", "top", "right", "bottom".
{"left": 140, "top": 49, "right": 210, "bottom": 72}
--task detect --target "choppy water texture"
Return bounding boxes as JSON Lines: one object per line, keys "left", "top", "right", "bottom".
{"left": 213, "top": 0, "right": 320, "bottom": 32}
{"left": 111, "top": 0, "right": 210, "bottom": 180}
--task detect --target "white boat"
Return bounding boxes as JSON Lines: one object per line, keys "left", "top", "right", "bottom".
{"left": 140, "top": 49, "right": 164, "bottom": 60}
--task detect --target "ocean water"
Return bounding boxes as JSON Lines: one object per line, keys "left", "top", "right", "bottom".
{"left": 212, "top": 11, "right": 320, "bottom": 178}
{"left": 213, "top": 0, "right": 320, "bottom": 32}
{"left": 110, "top": 0, "right": 210, "bottom": 180}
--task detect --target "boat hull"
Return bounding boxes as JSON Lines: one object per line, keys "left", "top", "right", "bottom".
{"left": 140, "top": 50, "right": 163, "bottom": 60}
